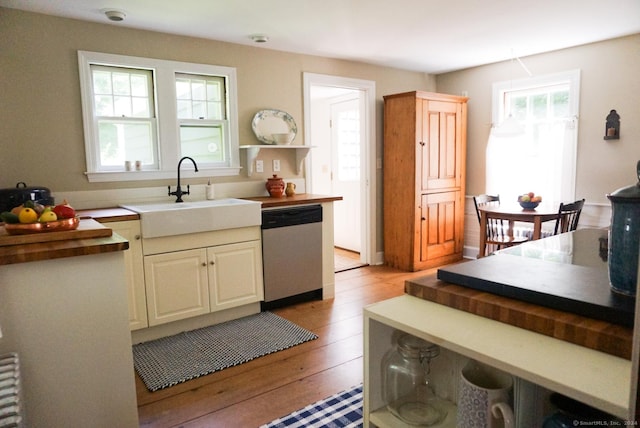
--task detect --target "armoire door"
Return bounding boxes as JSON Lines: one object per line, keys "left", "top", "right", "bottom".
{"left": 419, "top": 99, "right": 463, "bottom": 192}
{"left": 419, "top": 191, "right": 461, "bottom": 262}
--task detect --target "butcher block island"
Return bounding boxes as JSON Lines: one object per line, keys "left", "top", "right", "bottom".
{"left": 363, "top": 229, "right": 639, "bottom": 426}
{"left": 0, "top": 219, "right": 138, "bottom": 427}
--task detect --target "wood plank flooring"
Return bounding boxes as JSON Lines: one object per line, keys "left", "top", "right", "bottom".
{"left": 136, "top": 264, "right": 438, "bottom": 428}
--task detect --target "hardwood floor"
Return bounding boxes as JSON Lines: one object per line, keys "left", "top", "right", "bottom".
{"left": 136, "top": 264, "right": 439, "bottom": 427}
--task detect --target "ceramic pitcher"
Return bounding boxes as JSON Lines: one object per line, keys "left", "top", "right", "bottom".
{"left": 285, "top": 182, "right": 296, "bottom": 197}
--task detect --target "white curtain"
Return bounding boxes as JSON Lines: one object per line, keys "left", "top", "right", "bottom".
{"left": 486, "top": 117, "right": 576, "bottom": 205}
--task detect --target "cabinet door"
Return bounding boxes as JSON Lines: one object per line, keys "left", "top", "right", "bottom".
{"left": 144, "top": 249, "right": 210, "bottom": 326}
{"left": 109, "top": 220, "right": 148, "bottom": 330}
{"left": 208, "top": 240, "right": 264, "bottom": 311}
{"left": 420, "top": 191, "right": 461, "bottom": 261}
{"left": 419, "top": 99, "right": 463, "bottom": 192}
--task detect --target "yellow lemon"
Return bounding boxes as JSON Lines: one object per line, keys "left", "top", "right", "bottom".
{"left": 18, "top": 207, "right": 38, "bottom": 224}
{"left": 38, "top": 211, "right": 58, "bottom": 223}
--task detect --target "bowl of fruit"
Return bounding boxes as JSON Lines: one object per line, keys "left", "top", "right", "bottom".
{"left": 518, "top": 192, "right": 542, "bottom": 210}
{"left": 1, "top": 199, "right": 78, "bottom": 235}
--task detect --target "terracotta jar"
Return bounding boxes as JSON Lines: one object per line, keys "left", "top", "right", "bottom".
{"left": 265, "top": 174, "right": 285, "bottom": 198}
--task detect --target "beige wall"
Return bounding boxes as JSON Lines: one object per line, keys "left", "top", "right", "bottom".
{"left": 436, "top": 34, "right": 640, "bottom": 205}
{"left": 0, "top": 8, "right": 433, "bottom": 193}
{"left": 3, "top": 8, "right": 638, "bottom": 257}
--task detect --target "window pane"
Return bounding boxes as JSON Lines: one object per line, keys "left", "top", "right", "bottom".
{"left": 97, "top": 120, "right": 155, "bottom": 167}
{"left": 177, "top": 100, "right": 192, "bottom": 119}
{"left": 130, "top": 75, "right": 148, "bottom": 97}
{"left": 191, "top": 80, "right": 206, "bottom": 100}
{"left": 132, "top": 97, "right": 150, "bottom": 117}
{"left": 176, "top": 79, "right": 191, "bottom": 100}
{"left": 94, "top": 95, "right": 114, "bottom": 116}
{"left": 93, "top": 71, "right": 112, "bottom": 94}
{"left": 552, "top": 91, "right": 569, "bottom": 118}
{"left": 112, "top": 73, "right": 131, "bottom": 95}
{"left": 114, "top": 96, "right": 132, "bottom": 117}
{"left": 175, "top": 73, "right": 226, "bottom": 120}
{"left": 532, "top": 94, "right": 548, "bottom": 120}
{"left": 510, "top": 95, "right": 528, "bottom": 121}
{"left": 337, "top": 110, "right": 360, "bottom": 181}
{"left": 180, "top": 125, "right": 225, "bottom": 164}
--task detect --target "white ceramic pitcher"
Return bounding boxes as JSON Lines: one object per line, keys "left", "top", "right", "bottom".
{"left": 457, "top": 360, "right": 514, "bottom": 428}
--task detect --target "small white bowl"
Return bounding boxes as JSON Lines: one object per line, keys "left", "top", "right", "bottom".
{"left": 272, "top": 133, "right": 294, "bottom": 145}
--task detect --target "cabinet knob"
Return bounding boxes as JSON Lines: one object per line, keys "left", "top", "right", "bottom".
{"left": 210, "top": 261, "right": 215, "bottom": 265}
{"left": 202, "top": 262, "right": 207, "bottom": 267}
{"left": 135, "top": 235, "right": 141, "bottom": 240}
{"left": 421, "top": 217, "right": 426, "bottom": 221}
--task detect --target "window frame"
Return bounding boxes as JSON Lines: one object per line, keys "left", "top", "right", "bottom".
{"left": 489, "top": 69, "right": 581, "bottom": 202}
{"left": 78, "top": 51, "right": 240, "bottom": 182}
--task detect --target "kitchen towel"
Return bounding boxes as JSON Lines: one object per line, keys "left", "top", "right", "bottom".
{"left": 133, "top": 311, "right": 318, "bottom": 391}
{"left": 260, "top": 384, "right": 363, "bottom": 428}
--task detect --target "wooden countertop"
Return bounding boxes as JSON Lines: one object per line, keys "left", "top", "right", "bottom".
{"left": 405, "top": 274, "right": 633, "bottom": 359}
{"left": 0, "top": 228, "right": 129, "bottom": 265}
{"left": 242, "top": 193, "right": 342, "bottom": 208}
{"left": 77, "top": 207, "right": 140, "bottom": 222}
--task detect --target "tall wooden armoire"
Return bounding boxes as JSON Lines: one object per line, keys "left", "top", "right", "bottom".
{"left": 383, "top": 91, "right": 468, "bottom": 271}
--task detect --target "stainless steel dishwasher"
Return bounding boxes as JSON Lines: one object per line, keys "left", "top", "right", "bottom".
{"left": 261, "top": 205, "right": 323, "bottom": 309}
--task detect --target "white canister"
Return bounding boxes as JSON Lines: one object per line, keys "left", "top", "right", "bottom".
{"left": 457, "top": 360, "right": 514, "bottom": 428}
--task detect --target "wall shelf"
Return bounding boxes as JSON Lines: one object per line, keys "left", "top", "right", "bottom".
{"left": 239, "top": 145, "right": 315, "bottom": 177}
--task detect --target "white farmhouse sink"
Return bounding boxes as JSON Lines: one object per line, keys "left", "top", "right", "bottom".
{"left": 121, "top": 198, "right": 261, "bottom": 238}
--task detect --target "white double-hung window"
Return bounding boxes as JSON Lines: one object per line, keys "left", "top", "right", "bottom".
{"left": 78, "top": 51, "right": 240, "bottom": 182}
{"left": 486, "top": 69, "right": 580, "bottom": 204}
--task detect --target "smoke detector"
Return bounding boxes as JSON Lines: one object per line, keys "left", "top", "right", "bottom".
{"left": 104, "top": 10, "right": 126, "bottom": 22}
{"left": 250, "top": 34, "right": 269, "bottom": 43}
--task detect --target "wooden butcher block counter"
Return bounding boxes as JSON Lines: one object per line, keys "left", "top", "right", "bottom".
{"left": 243, "top": 193, "right": 342, "bottom": 208}
{"left": 0, "top": 218, "right": 127, "bottom": 265}
{"left": 405, "top": 229, "right": 634, "bottom": 360}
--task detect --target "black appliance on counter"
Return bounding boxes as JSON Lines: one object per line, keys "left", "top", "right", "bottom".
{"left": 0, "top": 182, "right": 55, "bottom": 212}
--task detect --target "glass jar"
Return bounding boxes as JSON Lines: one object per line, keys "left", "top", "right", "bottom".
{"left": 382, "top": 333, "right": 448, "bottom": 426}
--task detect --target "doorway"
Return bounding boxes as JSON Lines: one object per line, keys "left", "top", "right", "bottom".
{"left": 303, "top": 73, "right": 376, "bottom": 268}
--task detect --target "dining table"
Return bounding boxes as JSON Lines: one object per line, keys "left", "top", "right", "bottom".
{"left": 477, "top": 202, "right": 560, "bottom": 258}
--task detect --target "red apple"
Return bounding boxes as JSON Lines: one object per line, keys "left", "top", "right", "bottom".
{"left": 52, "top": 199, "right": 76, "bottom": 219}
{"left": 527, "top": 192, "right": 535, "bottom": 199}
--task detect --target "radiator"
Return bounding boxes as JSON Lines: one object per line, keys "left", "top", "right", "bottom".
{"left": 0, "top": 353, "right": 22, "bottom": 428}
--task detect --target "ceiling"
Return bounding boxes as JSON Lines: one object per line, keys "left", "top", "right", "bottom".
{"left": 2, "top": 0, "right": 640, "bottom": 74}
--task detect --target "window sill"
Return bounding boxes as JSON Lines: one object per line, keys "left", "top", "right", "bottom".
{"left": 85, "top": 167, "right": 242, "bottom": 183}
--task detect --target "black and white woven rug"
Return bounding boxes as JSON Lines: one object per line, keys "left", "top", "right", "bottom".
{"left": 261, "top": 384, "right": 363, "bottom": 428}
{"left": 133, "top": 311, "right": 318, "bottom": 392}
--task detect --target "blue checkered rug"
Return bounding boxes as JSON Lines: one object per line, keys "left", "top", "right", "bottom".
{"left": 260, "top": 384, "right": 363, "bottom": 428}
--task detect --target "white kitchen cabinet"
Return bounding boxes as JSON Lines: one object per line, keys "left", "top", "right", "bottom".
{"left": 144, "top": 249, "right": 210, "bottom": 326}
{"left": 142, "top": 228, "right": 263, "bottom": 327}
{"left": 364, "top": 295, "right": 634, "bottom": 427}
{"left": 208, "top": 240, "right": 264, "bottom": 311}
{"left": 109, "top": 220, "right": 148, "bottom": 330}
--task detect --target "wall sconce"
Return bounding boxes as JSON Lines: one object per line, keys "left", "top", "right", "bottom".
{"left": 604, "top": 109, "right": 620, "bottom": 140}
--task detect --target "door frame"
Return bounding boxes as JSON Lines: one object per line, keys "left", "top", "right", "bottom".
{"left": 303, "top": 72, "right": 376, "bottom": 266}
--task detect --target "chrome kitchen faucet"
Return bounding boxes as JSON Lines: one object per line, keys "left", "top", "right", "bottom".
{"left": 168, "top": 156, "right": 199, "bottom": 202}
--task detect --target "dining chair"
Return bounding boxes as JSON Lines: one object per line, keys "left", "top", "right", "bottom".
{"left": 553, "top": 198, "right": 585, "bottom": 235}
{"left": 473, "top": 194, "right": 529, "bottom": 257}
